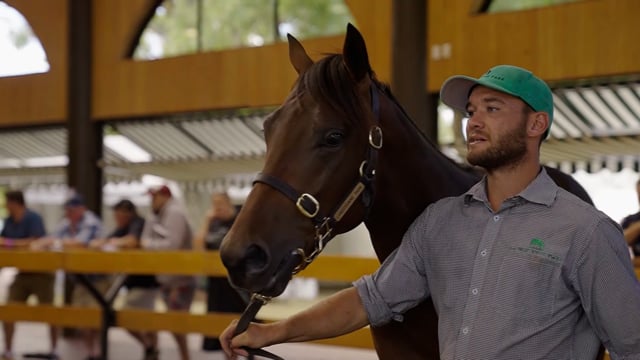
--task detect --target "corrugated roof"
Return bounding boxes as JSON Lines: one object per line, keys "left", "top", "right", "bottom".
{"left": 451, "top": 80, "right": 640, "bottom": 171}
{"left": 2, "top": 81, "right": 640, "bottom": 187}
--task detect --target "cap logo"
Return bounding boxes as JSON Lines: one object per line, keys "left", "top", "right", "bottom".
{"left": 483, "top": 71, "right": 505, "bottom": 81}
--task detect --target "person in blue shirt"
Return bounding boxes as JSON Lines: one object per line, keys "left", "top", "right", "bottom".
{"left": 0, "top": 190, "right": 57, "bottom": 360}
{"left": 32, "top": 193, "right": 105, "bottom": 360}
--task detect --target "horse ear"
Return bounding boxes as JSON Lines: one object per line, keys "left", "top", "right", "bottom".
{"left": 342, "top": 23, "right": 371, "bottom": 82}
{"left": 288, "top": 34, "right": 313, "bottom": 75}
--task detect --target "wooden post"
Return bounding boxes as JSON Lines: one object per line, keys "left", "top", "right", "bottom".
{"left": 68, "top": 0, "right": 103, "bottom": 215}
{"left": 391, "top": 0, "right": 438, "bottom": 143}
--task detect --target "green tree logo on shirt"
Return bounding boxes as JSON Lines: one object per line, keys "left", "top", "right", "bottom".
{"left": 529, "top": 238, "right": 545, "bottom": 251}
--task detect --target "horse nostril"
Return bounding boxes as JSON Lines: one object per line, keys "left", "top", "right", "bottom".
{"left": 243, "top": 244, "right": 270, "bottom": 274}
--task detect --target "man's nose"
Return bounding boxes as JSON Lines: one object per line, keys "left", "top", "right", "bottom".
{"left": 466, "top": 113, "right": 483, "bottom": 130}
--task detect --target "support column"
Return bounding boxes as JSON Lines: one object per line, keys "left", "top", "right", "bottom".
{"left": 68, "top": 0, "right": 102, "bottom": 214}
{"left": 391, "top": 0, "right": 438, "bottom": 143}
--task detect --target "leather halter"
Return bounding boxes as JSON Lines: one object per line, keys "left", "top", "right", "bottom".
{"left": 231, "top": 83, "right": 383, "bottom": 359}
{"left": 253, "top": 83, "right": 382, "bottom": 274}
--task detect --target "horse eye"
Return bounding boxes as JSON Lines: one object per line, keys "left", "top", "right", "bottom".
{"left": 324, "top": 131, "right": 344, "bottom": 147}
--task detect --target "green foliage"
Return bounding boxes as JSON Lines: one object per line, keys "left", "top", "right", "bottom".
{"left": 487, "top": 0, "right": 584, "bottom": 13}
{"left": 134, "top": 0, "right": 355, "bottom": 60}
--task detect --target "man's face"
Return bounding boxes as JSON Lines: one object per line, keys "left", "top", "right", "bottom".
{"left": 5, "top": 200, "right": 19, "bottom": 218}
{"left": 113, "top": 209, "right": 132, "bottom": 228}
{"left": 465, "top": 86, "right": 529, "bottom": 172}
{"left": 65, "top": 205, "right": 85, "bottom": 224}
{"left": 150, "top": 193, "right": 167, "bottom": 213}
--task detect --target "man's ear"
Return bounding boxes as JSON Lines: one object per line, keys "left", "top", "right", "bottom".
{"left": 527, "top": 112, "right": 550, "bottom": 138}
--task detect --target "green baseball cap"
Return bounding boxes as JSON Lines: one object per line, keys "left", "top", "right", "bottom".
{"left": 440, "top": 64, "right": 553, "bottom": 138}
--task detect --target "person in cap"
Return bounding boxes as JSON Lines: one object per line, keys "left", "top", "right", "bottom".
{"left": 140, "top": 185, "right": 195, "bottom": 360}
{"left": 219, "top": 65, "right": 640, "bottom": 360}
{"left": 34, "top": 193, "right": 109, "bottom": 360}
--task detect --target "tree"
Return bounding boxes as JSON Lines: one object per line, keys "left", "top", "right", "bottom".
{"left": 134, "top": 0, "right": 355, "bottom": 60}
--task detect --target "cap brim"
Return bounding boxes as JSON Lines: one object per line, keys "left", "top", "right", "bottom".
{"left": 440, "top": 75, "right": 524, "bottom": 114}
{"left": 439, "top": 75, "right": 481, "bottom": 114}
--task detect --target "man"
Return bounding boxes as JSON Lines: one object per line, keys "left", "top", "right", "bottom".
{"left": 141, "top": 185, "right": 195, "bottom": 360}
{"left": 220, "top": 65, "right": 640, "bottom": 359}
{"left": 621, "top": 179, "right": 640, "bottom": 257}
{"left": 89, "top": 199, "right": 160, "bottom": 360}
{"left": 33, "top": 194, "right": 105, "bottom": 360}
{"left": 0, "top": 190, "right": 57, "bottom": 360}
{"left": 35, "top": 194, "right": 103, "bottom": 249}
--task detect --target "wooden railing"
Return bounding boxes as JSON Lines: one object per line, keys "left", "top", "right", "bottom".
{"left": 1, "top": 249, "right": 639, "bottom": 356}
{"left": 0, "top": 250, "right": 379, "bottom": 350}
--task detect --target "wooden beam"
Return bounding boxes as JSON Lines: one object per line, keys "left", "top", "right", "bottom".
{"left": 0, "top": 304, "right": 101, "bottom": 328}
{"left": 0, "top": 251, "right": 63, "bottom": 271}
{"left": 0, "top": 250, "right": 380, "bottom": 283}
{"left": 311, "top": 327, "right": 374, "bottom": 349}
{"left": 116, "top": 309, "right": 238, "bottom": 336}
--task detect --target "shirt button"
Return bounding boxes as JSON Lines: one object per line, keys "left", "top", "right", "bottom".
{"left": 471, "top": 288, "right": 478, "bottom": 295}
{"left": 462, "top": 327, "right": 469, "bottom": 335}
{"left": 480, "top": 249, "right": 488, "bottom": 256}
{"left": 493, "top": 215, "right": 500, "bottom": 222}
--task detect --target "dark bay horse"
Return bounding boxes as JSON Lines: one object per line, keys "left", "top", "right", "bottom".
{"left": 220, "top": 24, "right": 594, "bottom": 359}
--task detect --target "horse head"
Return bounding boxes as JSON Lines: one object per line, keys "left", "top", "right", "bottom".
{"left": 220, "top": 24, "right": 384, "bottom": 297}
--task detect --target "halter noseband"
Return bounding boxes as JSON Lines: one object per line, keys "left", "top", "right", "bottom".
{"left": 253, "top": 83, "right": 382, "bottom": 274}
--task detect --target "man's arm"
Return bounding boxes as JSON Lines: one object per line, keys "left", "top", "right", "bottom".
{"left": 221, "top": 287, "right": 368, "bottom": 358}
{"left": 0, "top": 236, "right": 40, "bottom": 248}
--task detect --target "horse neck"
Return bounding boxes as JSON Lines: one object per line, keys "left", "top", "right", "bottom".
{"left": 364, "top": 99, "right": 478, "bottom": 261}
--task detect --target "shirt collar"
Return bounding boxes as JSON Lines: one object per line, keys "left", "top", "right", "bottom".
{"left": 464, "top": 167, "right": 558, "bottom": 207}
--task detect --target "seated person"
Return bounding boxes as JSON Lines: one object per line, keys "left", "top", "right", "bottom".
{"left": 90, "top": 199, "right": 160, "bottom": 360}
{"left": 194, "top": 192, "right": 248, "bottom": 352}
{"left": 33, "top": 194, "right": 105, "bottom": 360}
{"left": 0, "top": 190, "right": 57, "bottom": 360}
{"left": 141, "top": 186, "right": 195, "bottom": 360}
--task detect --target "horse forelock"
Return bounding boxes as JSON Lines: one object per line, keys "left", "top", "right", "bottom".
{"left": 293, "top": 54, "right": 369, "bottom": 125}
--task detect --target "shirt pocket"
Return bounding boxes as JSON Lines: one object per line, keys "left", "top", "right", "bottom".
{"left": 492, "top": 255, "right": 556, "bottom": 326}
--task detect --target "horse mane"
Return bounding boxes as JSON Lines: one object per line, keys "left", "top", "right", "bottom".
{"left": 295, "top": 52, "right": 478, "bottom": 176}
{"left": 294, "top": 53, "right": 369, "bottom": 124}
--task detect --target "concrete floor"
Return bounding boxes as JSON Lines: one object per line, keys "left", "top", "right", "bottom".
{"left": 0, "top": 322, "right": 377, "bottom": 360}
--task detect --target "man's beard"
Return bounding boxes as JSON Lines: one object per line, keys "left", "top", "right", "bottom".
{"left": 467, "top": 122, "right": 527, "bottom": 172}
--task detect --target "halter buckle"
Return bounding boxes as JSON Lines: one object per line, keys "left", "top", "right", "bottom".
{"left": 369, "top": 126, "right": 383, "bottom": 149}
{"left": 296, "top": 193, "right": 320, "bottom": 218}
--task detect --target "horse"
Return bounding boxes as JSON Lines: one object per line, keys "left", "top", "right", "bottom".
{"left": 220, "top": 24, "right": 595, "bottom": 359}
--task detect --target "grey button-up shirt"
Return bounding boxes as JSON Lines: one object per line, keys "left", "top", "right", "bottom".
{"left": 355, "top": 169, "right": 640, "bottom": 360}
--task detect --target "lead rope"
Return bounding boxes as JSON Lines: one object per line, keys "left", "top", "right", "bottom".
{"left": 231, "top": 250, "right": 304, "bottom": 359}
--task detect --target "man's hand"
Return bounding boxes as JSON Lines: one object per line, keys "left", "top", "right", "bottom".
{"left": 29, "top": 237, "right": 54, "bottom": 250}
{"left": 221, "top": 320, "right": 279, "bottom": 359}
{"left": 89, "top": 238, "right": 107, "bottom": 249}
